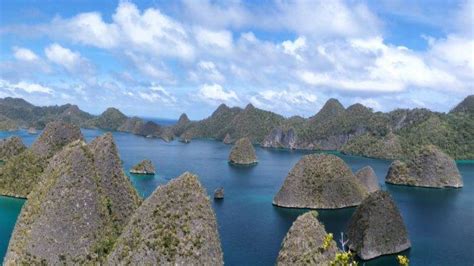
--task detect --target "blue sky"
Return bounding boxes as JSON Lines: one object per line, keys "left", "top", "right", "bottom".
{"left": 0, "top": 0, "right": 472, "bottom": 119}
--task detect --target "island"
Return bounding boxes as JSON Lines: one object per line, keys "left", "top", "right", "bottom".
{"left": 346, "top": 191, "right": 411, "bottom": 260}
{"left": 273, "top": 154, "right": 367, "bottom": 209}
{"left": 228, "top": 137, "right": 258, "bottom": 165}
{"left": 385, "top": 145, "right": 463, "bottom": 188}
{"left": 130, "top": 159, "right": 156, "bottom": 175}
{"left": 277, "top": 211, "right": 337, "bottom": 265}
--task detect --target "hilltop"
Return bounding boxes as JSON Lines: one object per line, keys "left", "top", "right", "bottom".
{"left": 0, "top": 94, "right": 472, "bottom": 160}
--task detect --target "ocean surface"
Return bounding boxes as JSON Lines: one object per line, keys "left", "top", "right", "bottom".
{"left": 1, "top": 128, "right": 473, "bottom": 265}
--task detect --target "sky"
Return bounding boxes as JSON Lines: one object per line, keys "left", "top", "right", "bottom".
{"left": 0, "top": 0, "right": 473, "bottom": 119}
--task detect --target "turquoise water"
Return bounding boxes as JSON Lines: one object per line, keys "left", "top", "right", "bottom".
{"left": 1, "top": 129, "right": 473, "bottom": 265}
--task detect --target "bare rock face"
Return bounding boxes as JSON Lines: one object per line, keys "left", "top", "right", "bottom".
{"left": 130, "top": 159, "right": 156, "bottom": 175}
{"left": 214, "top": 187, "right": 224, "bottom": 199}
{"left": 88, "top": 133, "right": 141, "bottom": 229}
{"left": 107, "top": 172, "right": 223, "bottom": 265}
{"left": 228, "top": 137, "right": 258, "bottom": 165}
{"left": 346, "top": 191, "right": 411, "bottom": 260}
{"left": 273, "top": 154, "right": 367, "bottom": 209}
{"left": 355, "top": 166, "right": 380, "bottom": 193}
{"left": 386, "top": 145, "right": 463, "bottom": 188}
{"left": 223, "top": 133, "right": 233, "bottom": 144}
{"left": 277, "top": 211, "right": 337, "bottom": 265}
{"left": 0, "top": 136, "right": 26, "bottom": 161}
{"left": 0, "top": 121, "right": 84, "bottom": 198}
{"left": 262, "top": 127, "right": 298, "bottom": 149}
{"left": 4, "top": 136, "right": 140, "bottom": 264}
{"left": 30, "top": 121, "right": 84, "bottom": 158}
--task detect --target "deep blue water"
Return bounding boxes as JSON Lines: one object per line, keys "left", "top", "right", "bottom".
{"left": 1, "top": 129, "right": 473, "bottom": 265}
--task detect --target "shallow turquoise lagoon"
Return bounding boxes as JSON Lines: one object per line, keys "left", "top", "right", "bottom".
{"left": 1, "top": 129, "right": 473, "bottom": 265}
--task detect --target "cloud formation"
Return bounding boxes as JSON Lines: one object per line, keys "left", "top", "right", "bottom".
{"left": 0, "top": 0, "right": 472, "bottom": 118}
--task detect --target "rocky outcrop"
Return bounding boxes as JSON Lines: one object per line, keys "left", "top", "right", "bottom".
{"left": 0, "top": 136, "right": 26, "bottom": 161}
{"left": 0, "top": 121, "right": 84, "bottom": 198}
{"left": 130, "top": 159, "right": 156, "bottom": 175}
{"left": 346, "top": 191, "right": 411, "bottom": 260}
{"left": 27, "top": 127, "right": 37, "bottom": 134}
{"left": 273, "top": 154, "right": 367, "bottom": 209}
{"left": 30, "top": 121, "right": 84, "bottom": 158}
{"left": 277, "top": 211, "right": 337, "bottom": 265}
{"left": 107, "top": 172, "right": 223, "bottom": 265}
{"left": 0, "top": 114, "right": 18, "bottom": 130}
{"left": 386, "top": 145, "right": 463, "bottom": 188}
{"left": 214, "top": 187, "right": 224, "bottom": 199}
{"left": 223, "top": 133, "right": 233, "bottom": 144}
{"left": 262, "top": 127, "right": 297, "bottom": 149}
{"left": 228, "top": 137, "right": 258, "bottom": 165}
{"left": 118, "top": 117, "right": 145, "bottom": 133}
{"left": 341, "top": 132, "right": 404, "bottom": 160}
{"left": 173, "top": 113, "right": 191, "bottom": 137}
{"left": 4, "top": 136, "right": 141, "bottom": 264}
{"left": 88, "top": 133, "right": 142, "bottom": 228}
{"left": 355, "top": 166, "right": 380, "bottom": 193}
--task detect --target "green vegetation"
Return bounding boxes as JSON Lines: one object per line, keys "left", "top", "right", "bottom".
{"left": 397, "top": 255, "right": 409, "bottom": 266}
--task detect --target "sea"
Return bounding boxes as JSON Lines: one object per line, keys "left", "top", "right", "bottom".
{"left": 1, "top": 127, "right": 473, "bottom": 265}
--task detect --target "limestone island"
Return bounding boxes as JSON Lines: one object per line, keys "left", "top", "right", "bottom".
{"left": 386, "top": 145, "right": 463, "bottom": 188}
{"left": 228, "top": 137, "right": 258, "bottom": 165}
{"left": 107, "top": 172, "right": 223, "bottom": 265}
{"left": 355, "top": 166, "right": 380, "bottom": 193}
{"left": 130, "top": 159, "right": 156, "bottom": 175}
{"left": 4, "top": 133, "right": 141, "bottom": 264}
{"left": 214, "top": 187, "right": 224, "bottom": 199}
{"left": 277, "top": 211, "right": 337, "bottom": 265}
{"left": 346, "top": 191, "right": 411, "bottom": 260}
{"left": 273, "top": 154, "right": 368, "bottom": 209}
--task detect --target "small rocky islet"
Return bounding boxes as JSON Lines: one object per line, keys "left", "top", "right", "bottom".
{"left": 386, "top": 145, "right": 463, "bottom": 188}
{"left": 273, "top": 154, "right": 368, "bottom": 209}
{"left": 214, "top": 187, "right": 224, "bottom": 199}
{"left": 228, "top": 137, "right": 258, "bottom": 165}
{"left": 129, "top": 159, "right": 156, "bottom": 175}
{"left": 346, "top": 191, "right": 411, "bottom": 260}
{"left": 355, "top": 166, "right": 380, "bottom": 193}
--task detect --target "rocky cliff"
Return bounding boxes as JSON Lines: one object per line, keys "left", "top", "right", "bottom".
{"left": 355, "top": 166, "right": 380, "bottom": 193}
{"left": 346, "top": 191, "right": 411, "bottom": 260}
{"left": 273, "top": 154, "right": 367, "bottom": 209}
{"left": 277, "top": 211, "right": 337, "bottom": 265}
{"left": 107, "top": 172, "right": 223, "bottom": 265}
{"left": 4, "top": 136, "right": 140, "bottom": 264}
{"left": 386, "top": 145, "right": 463, "bottom": 188}
{"left": 228, "top": 137, "right": 258, "bottom": 165}
{"left": 0, "top": 121, "right": 84, "bottom": 198}
{"left": 0, "top": 136, "right": 26, "bottom": 161}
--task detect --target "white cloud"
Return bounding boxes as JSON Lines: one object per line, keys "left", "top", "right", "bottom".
{"left": 195, "top": 27, "right": 233, "bottom": 51}
{"left": 197, "top": 83, "right": 239, "bottom": 104}
{"left": 189, "top": 61, "right": 225, "bottom": 83}
{"left": 282, "top": 37, "right": 307, "bottom": 61}
{"left": 138, "top": 84, "right": 177, "bottom": 104}
{"left": 44, "top": 43, "right": 87, "bottom": 72}
{"left": 13, "top": 47, "right": 39, "bottom": 61}
{"left": 0, "top": 79, "right": 53, "bottom": 94}
{"left": 298, "top": 36, "right": 464, "bottom": 93}
{"left": 51, "top": 12, "right": 120, "bottom": 48}
{"left": 250, "top": 88, "right": 317, "bottom": 114}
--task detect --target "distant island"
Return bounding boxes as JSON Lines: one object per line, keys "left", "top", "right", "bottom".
{"left": 0, "top": 95, "right": 472, "bottom": 160}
